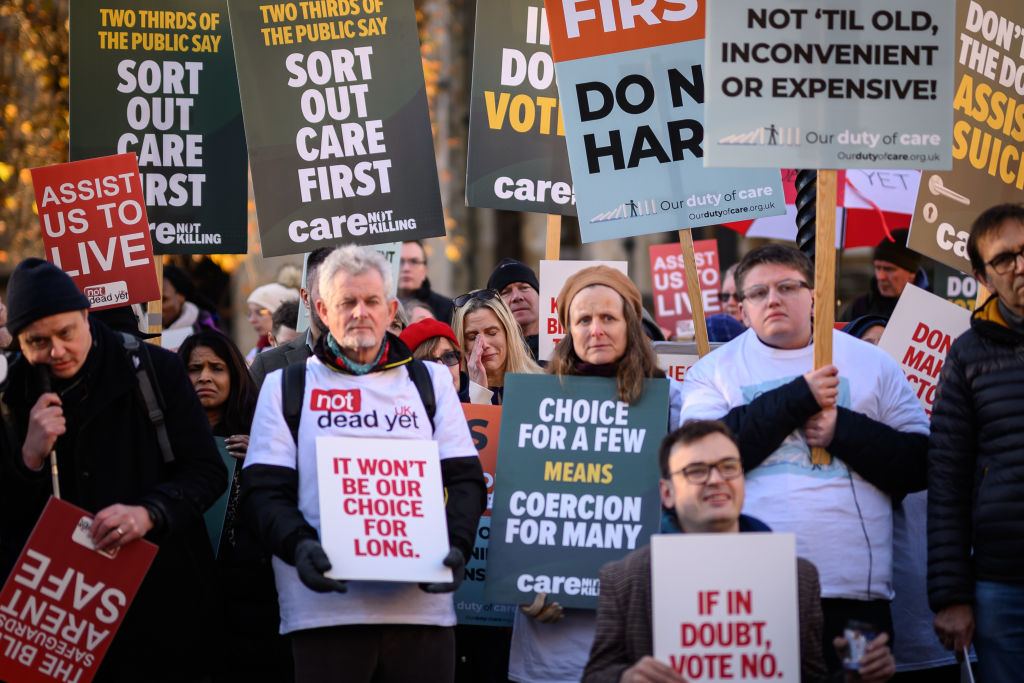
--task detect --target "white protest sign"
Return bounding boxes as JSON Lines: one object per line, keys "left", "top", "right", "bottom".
{"left": 876, "top": 284, "right": 971, "bottom": 416}
{"left": 316, "top": 436, "right": 452, "bottom": 583}
{"left": 657, "top": 352, "right": 700, "bottom": 383}
{"left": 652, "top": 533, "right": 800, "bottom": 682}
{"left": 539, "top": 260, "right": 628, "bottom": 360}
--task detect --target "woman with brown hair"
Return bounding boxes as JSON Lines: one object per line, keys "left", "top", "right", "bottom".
{"left": 509, "top": 265, "right": 681, "bottom": 683}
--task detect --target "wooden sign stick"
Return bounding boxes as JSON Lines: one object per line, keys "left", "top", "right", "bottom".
{"left": 811, "top": 170, "right": 837, "bottom": 465}
{"left": 545, "top": 214, "right": 562, "bottom": 261}
{"left": 149, "top": 260, "right": 164, "bottom": 342}
{"left": 678, "top": 230, "right": 710, "bottom": 357}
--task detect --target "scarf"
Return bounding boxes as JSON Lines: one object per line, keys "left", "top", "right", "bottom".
{"left": 320, "top": 333, "right": 388, "bottom": 375}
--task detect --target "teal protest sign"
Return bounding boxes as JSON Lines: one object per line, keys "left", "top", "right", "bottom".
{"left": 465, "top": 0, "right": 576, "bottom": 216}
{"left": 543, "top": 1, "right": 784, "bottom": 242}
{"left": 69, "top": 0, "right": 248, "bottom": 254}
{"left": 484, "top": 374, "right": 669, "bottom": 609}
{"left": 226, "top": 0, "right": 444, "bottom": 256}
{"left": 203, "top": 437, "right": 236, "bottom": 555}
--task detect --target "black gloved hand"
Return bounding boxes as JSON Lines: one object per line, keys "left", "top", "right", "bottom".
{"left": 419, "top": 548, "right": 466, "bottom": 593}
{"left": 294, "top": 539, "right": 348, "bottom": 593}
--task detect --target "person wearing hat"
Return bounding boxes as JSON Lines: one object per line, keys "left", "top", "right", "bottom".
{"left": 487, "top": 258, "right": 541, "bottom": 360}
{"left": 246, "top": 281, "right": 300, "bottom": 363}
{"left": 839, "top": 228, "right": 928, "bottom": 322}
{"left": 0, "top": 258, "right": 227, "bottom": 682}
{"left": 509, "top": 265, "right": 683, "bottom": 683}
{"left": 400, "top": 318, "right": 475, "bottom": 403}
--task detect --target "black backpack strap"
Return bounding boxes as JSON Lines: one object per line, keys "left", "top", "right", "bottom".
{"left": 119, "top": 332, "right": 174, "bottom": 464}
{"left": 281, "top": 362, "right": 307, "bottom": 445}
{"left": 406, "top": 359, "right": 436, "bottom": 433}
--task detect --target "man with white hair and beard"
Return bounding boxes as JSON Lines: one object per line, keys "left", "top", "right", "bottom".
{"left": 241, "top": 245, "right": 486, "bottom": 683}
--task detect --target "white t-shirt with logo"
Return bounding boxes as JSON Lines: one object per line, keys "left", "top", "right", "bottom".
{"left": 245, "top": 356, "right": 478, "bottom": 633}
{"left": 680, "top": 329, "right": 929, "bottom": 600}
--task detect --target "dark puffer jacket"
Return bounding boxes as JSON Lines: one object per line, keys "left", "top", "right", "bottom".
{"left": 927, "top": 295, "right": 1024, "bottom": 612}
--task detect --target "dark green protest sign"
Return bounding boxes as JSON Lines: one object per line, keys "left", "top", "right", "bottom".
{"left": 69, "top": 0, "right": 248, "bottom": 254}
{"left": 466, "top": 0, "right": 575, "bottom": 216}
{"left": 484, "top": 374, "right": 669, "bottom": 609}
{"left": 226, "top": 0, "right": 444, "bottom": 257}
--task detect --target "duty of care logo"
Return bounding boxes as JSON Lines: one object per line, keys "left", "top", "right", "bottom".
{"left": 589, "top": 197, "right": 658, "bottom": 224}
{"left": 717, "top": 124, "right": 801, "bottom": 146}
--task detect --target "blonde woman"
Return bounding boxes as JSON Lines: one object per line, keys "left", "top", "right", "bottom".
{"left": 451, "top": 289, "right": 542, "bottom": 404}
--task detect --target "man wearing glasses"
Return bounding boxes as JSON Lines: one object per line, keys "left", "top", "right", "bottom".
{"left": 679, "top": 244, "right": 928, "bottom": 672}
{"left": 398, "top": 240, "right": 454, "bottom": 323}
{"left": 929, "top": 204, "right": 1024, "bottom": 683}
{"left": 583, "top": 420, "right": 894, "bottom": 683}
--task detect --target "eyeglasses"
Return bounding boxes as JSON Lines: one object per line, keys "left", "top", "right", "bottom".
{"left": 427, "top": 350, "right": 461, "bottom": 367}
{"left": 400, "top": 258, "right": 426, "bottom": 267}
{"left": 985, "top": 245, "right": 1024, "bottom": 275}
{"left": 717, "top": 291, "right": 740, "bottom": 304}
{"left": 670, "top": 458, "right": 743, "bottom": 485}
{"left": 739, "top": 280, "right": 810, "bottom": 305}
{"left": 453, "top": 289, "right": 500, "bottom": 308}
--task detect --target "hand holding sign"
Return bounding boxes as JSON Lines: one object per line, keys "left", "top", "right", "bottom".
{"left": 803, "top": 365, "right": 839, "bottom": 408}
{"left": 91, "top": 503, "right": 154, "bottom": 551}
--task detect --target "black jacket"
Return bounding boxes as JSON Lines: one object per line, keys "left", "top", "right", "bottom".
{"left": 403, "top": 277, "right": 454, "bottom": 324}
{"left": 0, "top": 318, "right": 227, "bottom": 682}
{"left": 928, "top": 296, "right": 1024, "bottom": 612}
{"left": 249, "top": 331, "right": 312, "bottom": 389}
{"left": 720, "top": 375, "right": 927, "bottom": 497}
{"left": 838, "top": 269, "right": 930, "bottom": 322}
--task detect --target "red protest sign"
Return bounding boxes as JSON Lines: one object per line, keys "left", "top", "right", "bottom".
{"left": 30, "top": 153, "right": 160, "bottom": 309}
{"left": 0, "top": 497, "right": 157, "bottom": 683}
{"left": 649, "top": 240, "right": 721, "bottom": 338}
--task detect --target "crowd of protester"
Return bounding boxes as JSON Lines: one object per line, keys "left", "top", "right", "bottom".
{"left": 0, "top": 204, "right": 1021, "bottom": 682}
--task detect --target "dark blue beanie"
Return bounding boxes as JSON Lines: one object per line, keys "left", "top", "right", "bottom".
{"left": 7, "top": 258, "right": 91, "bottom": 337}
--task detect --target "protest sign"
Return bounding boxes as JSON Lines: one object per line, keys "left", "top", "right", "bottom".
{"left": 455, "top": 404, "right": 515, "bottom": 626}
{"left": 543, "top": 0, "right": 784, "bottom": 242}
{"left": 933, "top": 262, "right": 980, "bottom": 311}
{"left": 484, "top": 374, "right": 668, "bottom": 608}
{"left": 69, "top": 0, "right": 248, "bottom": 254}
{"left": 657, "top": 352, "right": 700, "bottom": 383}
{"left": 30, "top": 153, "right": 160, "bottom": 309}
{"left": 877, "top": 284, "right": 971, "bottom": 416}
{"left": 226, "top": 0, "right": 444, "bottom": 256}
{"left": 649, "top": 240, "right": 720, "bottom": 338}
{"left": 315, "top": 436, "right": 452, "bottom": 583}
{"left": 0, "top": 497, "right": 157, "bottom": 683}
{"left": 909, "top": 0, "right": 1024, "bottom": 273}
{"left": 202, "top": 437, "right": 236, "bottom": 555}
{"left": 704, "top": 1, "right": 956, "bottom": 169}
{"left": 538, "top": 259, "right": 627, "bottom": 360}
{"left": 466, "top": 0, "right": 575, "bottom": 215}
{"left": 652, "top": 533, "right": 800, "bottom": 682}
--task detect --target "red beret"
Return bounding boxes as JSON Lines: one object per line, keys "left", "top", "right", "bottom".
{"left": 399, "top": 318, "right": 460, "bottom": 352}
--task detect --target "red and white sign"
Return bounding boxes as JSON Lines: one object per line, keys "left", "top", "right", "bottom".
{"left": 656, "top": 352, "right": 700, "bottom": 383}
{"left": 538, "top": 259, "right": 628, "bottom": 360}
{"left": 724, "top": 168, "right": 921, "bottom": 249}
{"left": 652, "top": 533, "right": 800, "bottom": 682}
{"left": 649, "top": 240, "right": 720, "bottom": 338}
{"left": 315, "top": 436, "right": 452, "bottom": 583}
{"left": 0, "top": 497, "right": 157, "bottom": 683}
{"left": 30, "top": 153, "right": 159, "bottom": 309}
{"left": 877, "top": 284, "right": 971, "bottom": 417}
